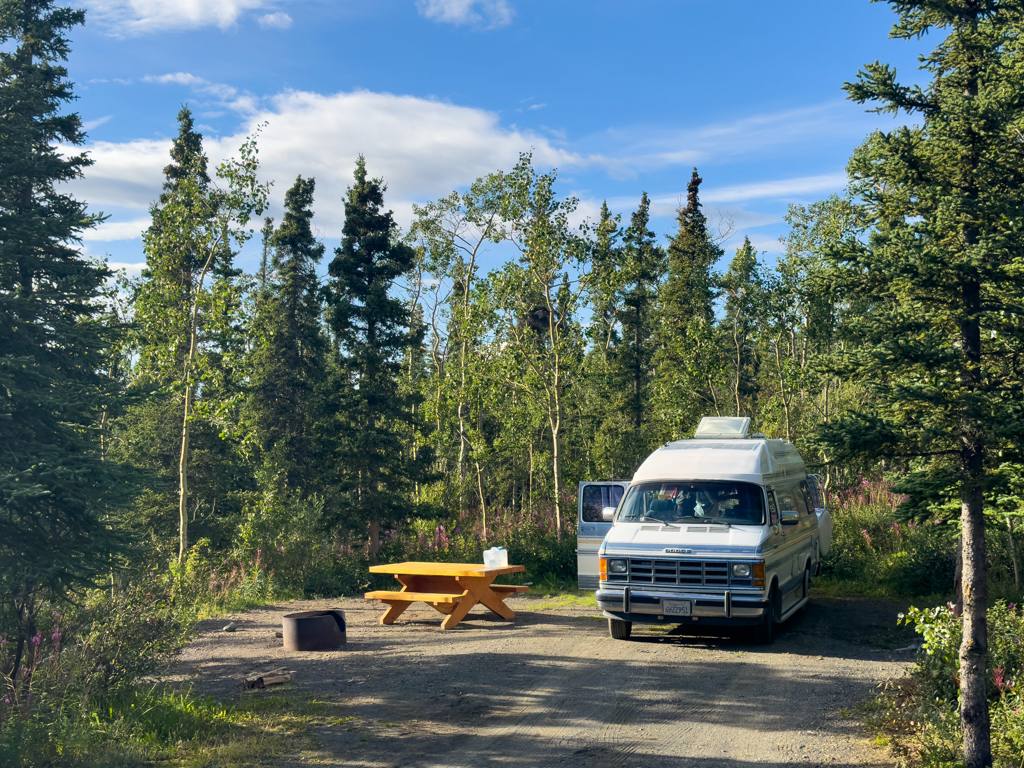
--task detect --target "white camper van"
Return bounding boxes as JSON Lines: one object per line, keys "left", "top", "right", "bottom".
{"left": 595, "top": 417, "right": 832, "bottom": 644}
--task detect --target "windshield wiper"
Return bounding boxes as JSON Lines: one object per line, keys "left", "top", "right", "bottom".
{"left": 636, "top": 516, "right": 680, "bottom": 529}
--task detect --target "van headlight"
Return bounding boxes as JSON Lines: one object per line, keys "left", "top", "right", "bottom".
{"left": 608, "top": 559, "right": 628, "bottom": 574}
{"left": 732, "top": 563, "right": 751, "bottom": 578}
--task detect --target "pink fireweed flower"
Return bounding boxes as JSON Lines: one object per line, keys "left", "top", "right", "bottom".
{"left": 52, "top": 612, "right": 60, "bottom": 619}
{"left": 994, "top": 667, "right": 1006, "bottom": 693}
{"left": 892, "top": 522, "right": 901, "bottom": 536}
{"left": 51, "top": 631, "right": 60, "bottom": 642}
{"left": 279, "top": 546, "right": 285, "bottom": 552}
{"left": 31, "top": 634, "right": 41, "bottom": 646}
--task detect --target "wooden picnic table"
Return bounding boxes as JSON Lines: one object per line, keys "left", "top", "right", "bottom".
{"left": 365, "top": 561, "right": 527, "bottom": 630}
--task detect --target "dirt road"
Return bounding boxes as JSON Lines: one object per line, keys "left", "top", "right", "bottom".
{"left": 172, "top": 594, "right": 914, "bottom": 767}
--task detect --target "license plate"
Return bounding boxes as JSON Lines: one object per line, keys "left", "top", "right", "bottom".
{"left": 663, "top": 600, "right": 692, "bottom": 617}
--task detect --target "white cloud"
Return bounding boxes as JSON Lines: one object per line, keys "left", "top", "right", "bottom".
{"left": 84, "top": 0, "right": 296, "bottom": 35}
{"left": 143, "top": 72, "right": 258, "bottom": 115}
{"left": 701, "top": 173, "right": 848, "bottom": 204}
{"left": 528, "top": 103, "right": 546, "bottom": 111}
{"left": 83, "top": 115, "right": 113, "bottom": 131}
{"left": 257, "top": 11, "right": 292, "bottom": 28}
{"left": 71, "top": 88, "right": 583, "bottom": 240}
{"left": 106, "top": 261, "right": 147, "bottom": 277}
{"left": 416, "top": 0, "right": 513, "bottom": 28}
{"left": 83, "top": 217, "right": 152, "bottom": 241}
{"left": 586, "top": 102, "right": 878, "bottom": 179}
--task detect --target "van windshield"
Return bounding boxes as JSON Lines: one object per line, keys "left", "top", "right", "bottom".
{"left": 617, "top": 481, "right": 765, "bottom": 525}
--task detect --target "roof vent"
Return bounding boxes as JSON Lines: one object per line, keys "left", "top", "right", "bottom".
{"left": 694, "top": 416, "right": 751, "bottom": 439}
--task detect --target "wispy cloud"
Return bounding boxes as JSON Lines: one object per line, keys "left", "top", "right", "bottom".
{"left": 416, "top": 0, "right": 513, "bottom": 29}
{"left": 257, "top": 11, "right": 292, "bottom": 29}
{"left": 83, "top": 0, "right": 299, "bottom": 35}
{"left": 701, "top": 173, "right": 848, "bottom": 204}
{"left": 82, "top": 218, "right": 152, "bottom": 241}
{"left": 143, "top": 72, "right": 258, "bottom": 114}
{"left": 585, "top": 101, "right": 880, "bottom": 178}
{"left": 83, "top": 115, "right": 113, "bottom": 131}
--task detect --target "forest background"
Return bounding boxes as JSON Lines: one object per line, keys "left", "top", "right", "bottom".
{"left": 4, "top": 1, "right": 1024, "bottom": 767}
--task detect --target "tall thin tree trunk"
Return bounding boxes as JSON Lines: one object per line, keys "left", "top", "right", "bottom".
{"left": 178, "top": 253, "right": 215, "bottom": 563}
{"left": 1007, "top": 517, "right": 1020, "bottom": 592}
{"left": 773, "top": 340, "right": 792, "bottom": 440}
{"left": 476, "top": 462, "right": 487, "bottom": 539}
{"left": 528, "top": 440, "right": 534, "bottom": 516}
{"left": 959, "top": 275, "right": 990, "bottom": 768}
{"left": 177, "top": 381, "right": 192, "bottom": 563}
{"left": 733, "top": 314, "right": 742, "bottom": 417}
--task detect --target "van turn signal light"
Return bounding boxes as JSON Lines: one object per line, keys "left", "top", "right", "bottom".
{"left": 753, "top": 561, "right": 765, "bottom": 588}
{"left": 599, "top": 557, "right": 607, "bottom": 582}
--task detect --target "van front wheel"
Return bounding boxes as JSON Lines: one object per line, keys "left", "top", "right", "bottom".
{"left": 754, "top": 587, "right": 777, "bottom": 645}
{"left": 609, "top": 618, "right": 632, "bottom": 640}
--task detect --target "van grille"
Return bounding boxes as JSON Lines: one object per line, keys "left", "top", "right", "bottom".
{"left": 611, "top": 558, "right": 749, "bottom": 588}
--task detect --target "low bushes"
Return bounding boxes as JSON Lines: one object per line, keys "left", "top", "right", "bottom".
{"left": 870, "top": 602, "right": 1024, "bottom": 768}
{"left": 819, "top": 479, "right": 957, "bottom": 599}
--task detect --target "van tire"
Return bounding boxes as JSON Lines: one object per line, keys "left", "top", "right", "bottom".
{"left": 609, "top": 618, "right": 632, "bottom": 640}
{"left": 754, "top": 587, "right": 777, "bottom": 645}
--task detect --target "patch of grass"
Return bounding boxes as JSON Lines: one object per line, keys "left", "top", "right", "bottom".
{"left": 2, "top": 686, "right": 351, "bottom": 768}
{"left": 518, "top": 588, "right": 598, "bottom": 610}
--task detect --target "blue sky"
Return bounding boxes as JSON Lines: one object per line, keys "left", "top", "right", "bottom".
{"left": 66, "top": 0, "right": 930, "bottom": 274}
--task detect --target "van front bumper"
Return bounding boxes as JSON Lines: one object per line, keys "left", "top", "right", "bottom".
{"left": 595, "top": 587, "right": 768, "bottom": 626}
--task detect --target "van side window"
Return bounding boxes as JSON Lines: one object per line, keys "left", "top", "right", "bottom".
{"left": 776, "top": 487, "right": 797, "bottom": 514}
{"left": 799, "top": 480, "right": 815, "bottom": 516}
{"left": 791, "top": 482, "right": 810, "bottom": 516}
{"left": 807, "top": 475, "right": 824, "bottom": 509}
{"left": 581, "top": 485, "right": 624, "bottom": 523}
{"left": 766, "top": 490, "right": 779, "bottom": 526}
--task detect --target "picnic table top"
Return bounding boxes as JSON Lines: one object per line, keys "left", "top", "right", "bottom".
{"left": 368, "top": 561, "right": 525, "bottom": 578}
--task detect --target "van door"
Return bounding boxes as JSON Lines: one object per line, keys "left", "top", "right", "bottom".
{"left": 577, "top": 481, "right": 628, "bottom": 590}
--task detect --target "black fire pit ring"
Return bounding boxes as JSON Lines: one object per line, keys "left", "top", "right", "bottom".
{"left": 282, "top": 610, "right": 347, "bottom": 651}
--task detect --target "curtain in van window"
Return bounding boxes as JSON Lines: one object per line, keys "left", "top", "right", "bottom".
{"left": 581, "top": 485, "right": 625, "bottom": 522}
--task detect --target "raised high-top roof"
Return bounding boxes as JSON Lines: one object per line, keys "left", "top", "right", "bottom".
{"left": 632, "top": 435, "right": 805, "bottom": 485}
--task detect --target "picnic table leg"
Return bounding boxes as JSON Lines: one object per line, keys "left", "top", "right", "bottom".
{"left": 477, "top": 588, "right": 516, "bottom": 620}
{"left": 379, "top": 601, "right": 410, "bottom": 625}
{"left": 439, "top": 593, "right": 477, "bottom": 630}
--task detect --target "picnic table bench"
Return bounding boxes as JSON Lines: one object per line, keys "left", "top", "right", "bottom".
{"left": 365, "top": 562, "right": 527, "bottom": 630}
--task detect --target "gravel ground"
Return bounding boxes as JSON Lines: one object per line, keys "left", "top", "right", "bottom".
{"left": 171, "top": 593, "right": 914, "bottom": 767}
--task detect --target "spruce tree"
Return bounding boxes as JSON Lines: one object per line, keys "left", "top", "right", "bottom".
{"left": 326, "top": 157, "right": 425, "bottom": 555}
{"left": 719, "top": 236, "right": 762, "bottom": 418}
{"left": 0, "top": 0, "right": 131, "bottom": 679}
{"left": 654, "top": 169, "right": 723, "bottom": 432}
{"left": 599, "top": 193, "right": 665, "bottom": 471}
{"left": 821, "top": 4, "right": 1024, "bottom": 765}
{"left": 616, "top": 193, "right": 665, "bottom": 433}
{"left": 249, "top": 176, "right": 327, "bottom": 490}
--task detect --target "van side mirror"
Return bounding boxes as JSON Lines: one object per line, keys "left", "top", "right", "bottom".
{"left": 602, "top": 506, "right": 617, "bottom": 521}
{"left": 780, "top": 510, "right": 800, "bottom": 526}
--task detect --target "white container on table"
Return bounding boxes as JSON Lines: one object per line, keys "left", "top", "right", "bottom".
{"left": 483, "top": 547, "right": 508, "bottom": 568}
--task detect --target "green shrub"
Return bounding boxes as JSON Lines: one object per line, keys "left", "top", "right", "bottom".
{"left": 820, "top": 479, "right": 956, "bottom": 598}
{"left": 873, "top": 602, "right": 1024, "bottom": 768}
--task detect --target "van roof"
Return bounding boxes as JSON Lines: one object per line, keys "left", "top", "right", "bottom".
{"left": 631, "top": 437, "right": 806, "bottom": 485}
